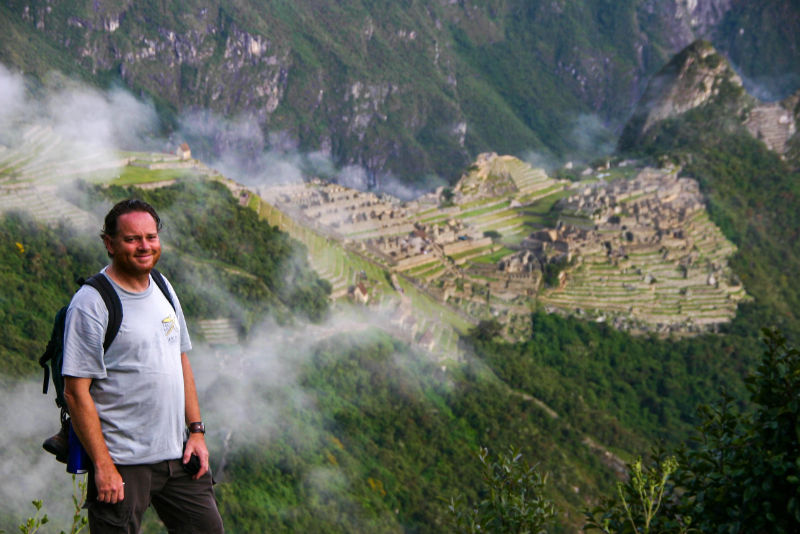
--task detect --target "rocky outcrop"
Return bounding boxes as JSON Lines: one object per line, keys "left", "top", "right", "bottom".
{"left": 5, "top": 2, "right": 799, "bottom": 183}
{"left": 619, "top": 39, "right": 800, "bottom": 162}
{"left": 620, "top": 40, "right": 747, "bottom": 146}
{"left": 744, "top": 90, "right": 800, "bottom": 163}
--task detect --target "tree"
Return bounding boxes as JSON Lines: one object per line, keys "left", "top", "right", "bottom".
{"left": 585, "top": 327, "right": 800, "bottom": 533}
{"left": 674, "top": 327, "right": 800, "bottom": 532}
{"left": 445, "top": 446, "right": 556, "bottom": 533}
{"left": 584, "top": 454, "right": 688, "bottom": 534}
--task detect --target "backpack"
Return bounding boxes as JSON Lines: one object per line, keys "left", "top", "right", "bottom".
{"left": 40, "top": 269, "right": 175, "bottom": 462}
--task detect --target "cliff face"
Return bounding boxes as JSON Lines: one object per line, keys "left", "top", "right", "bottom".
{"left": 619, "top": 39, "right": 800, "bottom": 164}
{"left": 620, "top": 41, "right": 748, "bottom": 143}
{"left": 2, "top": 1, "right": 798, "bottom": 184}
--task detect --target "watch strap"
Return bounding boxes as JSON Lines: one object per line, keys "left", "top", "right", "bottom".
{"left": 188, "top": 421, "right": 205, "bottom": 434}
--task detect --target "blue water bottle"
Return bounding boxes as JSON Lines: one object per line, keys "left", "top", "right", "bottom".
{"left": 67, "top": 420, "right": 89, "bottom": 474}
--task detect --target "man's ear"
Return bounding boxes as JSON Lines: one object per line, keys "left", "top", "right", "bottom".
{"left": 103, "top": 234, "right": 114, "bottom": 257}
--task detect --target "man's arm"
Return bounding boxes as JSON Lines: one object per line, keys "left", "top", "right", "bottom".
{"left": 63, "top": 377, "right": 125, "bottom": 503}
{"left": 181, "top": 352, "right": 210, "bottom": 479}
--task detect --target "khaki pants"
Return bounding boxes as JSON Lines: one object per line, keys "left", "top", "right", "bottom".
{"left": 86, "top": 460, "right": 224, "bottom": 534}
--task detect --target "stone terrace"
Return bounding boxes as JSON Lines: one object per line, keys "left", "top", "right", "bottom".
{"left": 537, "top": 168, "right": 746, "bottom": 333}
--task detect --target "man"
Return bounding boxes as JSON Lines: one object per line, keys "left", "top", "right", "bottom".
{"left": 63, "top": 199, "right": 224, "bottom": 533}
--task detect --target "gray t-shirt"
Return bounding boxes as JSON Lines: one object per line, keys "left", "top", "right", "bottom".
{"left": 62, "top": 269, "right": 192, "bottom": 465}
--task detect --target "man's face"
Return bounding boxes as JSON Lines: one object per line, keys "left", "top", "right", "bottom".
{"left": 104, "top": 210, "right": 162, "bottom": 276}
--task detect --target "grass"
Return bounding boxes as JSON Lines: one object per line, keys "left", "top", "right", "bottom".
{"left": 405, "top": 260, "right": 443, "bottom": 276}
{"left": 470, "top": 247, "right": 516, "bottom": 264}
{"left": 457, "top": 200, "right": 511, "bottom": 219}
{"left": 448, "top": 244, "right": 496, "bottom": 261}
{"left": 111, "top": 166, "right": 198, "bottom": 186}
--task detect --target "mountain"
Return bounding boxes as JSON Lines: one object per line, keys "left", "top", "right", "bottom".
{"left": 620, "top": 39, "right": 799, "bottom": 167}
{"left": 0, "top": 141, "right": 759, "bottom": 532}
{"left": 1, "top": 7, "right": 800, "bottom": 532}
{"left": 616, "top": 40, "right": 800, "bottom": 340}
{"left": 2, "top": 1, "right": 799, "bottom": 185}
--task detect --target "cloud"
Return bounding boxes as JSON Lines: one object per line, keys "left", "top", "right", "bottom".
{"left": 0, "top": 380, "right": 85, "bottom": 528}
{"left": 0, "top": 65, "right": 161, "bottom": 199}
{"left": 0, "top": 64, "right": 27, "bottom": 130}
{"left": 0, "top": 61, "right": 458, "bottom": 530}
{"left": 45, "top": 82, "right": 159, "bottom": 153}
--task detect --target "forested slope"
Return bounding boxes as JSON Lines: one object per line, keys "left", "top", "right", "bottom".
{"left": 2, "top": 1, "right": 798, "bottom": 183}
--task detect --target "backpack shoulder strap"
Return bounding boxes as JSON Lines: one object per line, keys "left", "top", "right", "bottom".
{"left": 150, "top": 268, "right": 176, "bottom": 311}
{"left": 83, "top": 273, "right": 122, "bottom": 352}
{"left": 39, "top": 306, "right": 68, "bottom": 397}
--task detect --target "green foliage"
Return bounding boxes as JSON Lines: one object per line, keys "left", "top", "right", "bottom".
{"left": 471, "top": 319, "right": 504, "bottom": 342}
{"left": 465, "top": 311, "right": 755, "bottom": 451}
{"left": 542, "top": 257, "right": 570, "bottom": 288}
{"left": 586, "top": 328, "right": 800, "bottom": 533}
{"left": 17, "top": 501, "right": 47, "bottom": 534}
{"left": 584, "top": 455, "right": 688, "bottom": 534}
{"left": 0, "top": 213, "right": 107, "bottom": 375}
{"left": 673, "top": 328, "right": 800, "bottom": 533}
{"left": 446, "top": 446, "right": 556, "bottom": 534}
{"left": 440, "top": 187, "right": 455, "bottom": 207}
{"left": 15, "top": 475, "right": 87, "bottom": 534}
{"left": 99, "top": 180, "right": 330, "bottom": 324}
{"left": 65, "top": 475, "right": 89, "bottom": 534}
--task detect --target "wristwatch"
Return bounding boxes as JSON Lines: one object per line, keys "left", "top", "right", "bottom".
{"left": 188, "top": 421, "right": 205, "bottom": 434}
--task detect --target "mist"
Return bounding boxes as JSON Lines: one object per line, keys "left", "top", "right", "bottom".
{"left": 0, "top": 66, "right": 159, "bottom": 174}
{"left": 0, "top": 62, "right": 453, "bottom": 531}
{"left": 0, "top": 311, "right": 428, "bottom": 529}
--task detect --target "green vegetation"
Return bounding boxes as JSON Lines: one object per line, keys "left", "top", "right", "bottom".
{"left": 470, "top": 246, "right": 515, "bottom": 264}
{"left": 112, "top": 166, "right": 198, "bottom": 186}
{"left": 14, "top": 475, "right": 87, "bottom": 534}
{"left": 101, "top": 180, "right": 331, "bottom": 325}
{"left": 0, "top": 213, "right": 107, "bottom": 375}
{"left": 446, "top": 446, "right": 556, "bottom": 533}
{"left": 586, "top": 328, "right": 800, "bottom": 533}
{"left": 465, "top": 311, "right": 756, "bottom": 450}
{"left": 0, "top": 178, "right": 329, "bottom": 375}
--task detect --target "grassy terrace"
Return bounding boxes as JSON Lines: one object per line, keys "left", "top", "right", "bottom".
{"left": 405, "top": 260, "right": 442, "bottom": 276}
{"left": 420, "top": 264, "right": 447, "bottom": 281}
{"left": 469, "top": 246, "right": 515, "bottom": 264}
{"left": 516, "top": 184, "right": 567, "bottom": 204}
{"left": 456, "top": 199, "right": 511, "bottom": 218}
{"left": 449, "top": 245, "right": 497, "bottom": 263}
{"left": 258, "top": 199, "right": 394, "bottom": 297}
{"left": 112, "top": 165, "right": 198, "bottom": 185}
{"left": 395, "top": 276, "right": 474, "bottom": 333}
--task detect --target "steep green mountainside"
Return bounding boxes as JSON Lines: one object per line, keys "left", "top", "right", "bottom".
{"left": 0, "top": 179, "right": 331, "bottom": 376}
{"left": 0, "top": 140, "right": 756, "bottom": 532}
{"left": 617, "top": 41, "right": 800, "bottom": 342}
{"left": 1, "top": 28, "right": 800, "bottom": 534}
{"left": 2, "top": 1, "right": 798, "bottom": 183}
{"left": 0, "top": 201, "right": 753, "bottom": 532}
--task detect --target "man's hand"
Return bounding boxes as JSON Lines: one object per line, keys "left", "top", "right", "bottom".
{"left": 95, "top": 462, "right": 125, "bottom": 503}
{"left": 64, "top": 376, "right": 125, "bottom": 503}
{"left": 183, "top": 432, "right": 210, "bottom": 479}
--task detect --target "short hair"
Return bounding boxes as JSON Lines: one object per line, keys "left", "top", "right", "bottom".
{"left": 101, "top": 199, "right": 162, "bottom": 238}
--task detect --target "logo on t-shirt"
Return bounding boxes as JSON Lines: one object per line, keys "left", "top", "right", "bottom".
{"left": 161, "top": 315, "right": 179, "bottom": 343}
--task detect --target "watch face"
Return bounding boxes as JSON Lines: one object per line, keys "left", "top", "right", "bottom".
{"left": 189, "top": 422, "right": 205, "bottom": 434}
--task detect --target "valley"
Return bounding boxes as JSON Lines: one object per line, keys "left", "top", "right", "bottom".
{"left": 1, "top": 125, "right": 747, "bottom": 360}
